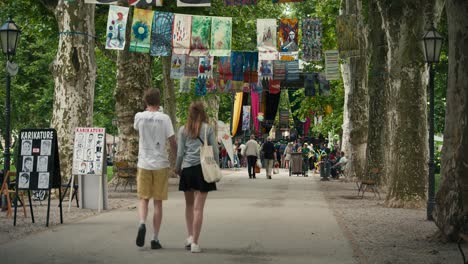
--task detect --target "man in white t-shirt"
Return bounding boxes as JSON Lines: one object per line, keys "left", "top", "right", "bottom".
{"left": 134, "top": 88, "right": 177, "bottom": 250}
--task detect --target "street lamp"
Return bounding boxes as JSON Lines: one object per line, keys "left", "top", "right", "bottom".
{"left": 422, "top": 24, "right": 442, "bottom": 221}
{"left": 0, "top": 18, "right": 21, "bottom": 176}
{"left": 111, "top": 118, "right": 118, "bottom": 164}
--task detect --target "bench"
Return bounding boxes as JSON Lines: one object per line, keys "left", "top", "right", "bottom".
{"left": 356, "top": 167, "right": 381, "bottom": 199}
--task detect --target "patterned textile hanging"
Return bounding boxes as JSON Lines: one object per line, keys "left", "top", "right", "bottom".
{"left": 324, "top": 50, "right": 340, "bottom": 80}
{"left": 231, "top": 51, "right": 244, "bottom": 81}
{"left": 130, "top": 8, "right": 154, "bottom": 53}
{"left": 173, "top": 14, "right": 192, "bottom": 55}
{"left": 279, "top": 18, "right": 299, "bottom": 52}
{"left": 106, "top": 6, "right": 129, "bottom": 50}
{"left": 259, "top": 60, "right": 273, "bottom": 80}
{"left": 302, "top": 18, "right": 322, "bottom": 62}
{"left": 243, "top": 52, "right": 258, "bottom": 84}
{"left": 210, "top": 17, "right": 232, "bottom": 57}
{"left": 150, "top": 11, "right": 174, "bottom": 56}
{"left": 242, "top": 106, "right": 251, "bottom": 131}
{"left": 185, "top": 56, "right": 200, "bottom": 78}
{"left": 273, "top": 60, "right": 286, "bottom": 80}
{"left": 269, "top": 80, "right": 281, "bottom": 94}
{"left": 224, "top": 0, "right": 256, "bottom": 6}
{"left": 170, "top": 54, "right": 186, "bottom": 79}
{"left": 251, "top": 91, "right": 260, "bottom": 133}
{"left": 190, "top": 16, "right": 211, "bottom": 56}
{"left": 129, "top": 0, "right": 163, "bottom": 7}
{"left": 198, "top": 56, "right": 213, "bottom": 79}
{"left": 285, "top": 60, "right": 299, "bottom": 81}
{"left": 195, "top": 77, "right": 207, "bottom": 96}
{"left": 257, "top": 19, "right": 278, "bottom": 60}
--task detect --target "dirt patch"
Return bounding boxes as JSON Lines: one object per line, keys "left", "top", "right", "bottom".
{"left": 320, "top": 179, "right": 462, "bottom": 264}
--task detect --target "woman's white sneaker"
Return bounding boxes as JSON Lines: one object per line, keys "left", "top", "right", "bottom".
{"left": 184, "top": 236, "right": 193, "bottom": 250}
{"left": 191, "top": 243, "right": 202, "bottom": 253}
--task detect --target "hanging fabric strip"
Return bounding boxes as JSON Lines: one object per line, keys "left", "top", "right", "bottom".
{"left": 285, "top": 60, "right": 299, "bottom": 81}
{"left": 273, "top": 60, "right": 286, "bottom": 80}
{"left": 173, "top": 14, "right": 192, "bottom": 55}
{"left": 129, "top": 8, "right": 154, "bottom": 53}
{"left": 231, "top": 92, "right": 243, "bottom": 136}
{"left": 198, "top": 56, "right": 213, "bottom": 78}
{"left": 219, "top": 56, "right": 233, "bottom": 81}
{"left": 251, "top": 91, "right": 260, "bottom": 133}
{"left": 106, "top": 5, "right": 129, "bottom": 50}
{"left": 150, "top": 11, "right": 174, "bottom": 56}
{"left": 195, "top": 77, "right": 207, "bottom": 96}
{"left": 242, "top": 106, "right": 251, "bottom": 131}
{"left": 279, "top": 18, "right": 299, "bottom": 53}
{"left": 303, "top": 117, "right": 311, "bottom": 137}
{"left": 184, "top": 56, "right": 199, "bottom": 78}
{"left": 180, "top": 77, "right": 191, "bottom": 93}
{"left": 170, "top": 54, "right": 186, "bottom": 79}
{"left": 243, "top": 52, "right": 258, "bottom": 84}
{"left": 324, "top": 50, "right": 340, "bottom": 80}
{"left": 257, "top": 19, "right": 278, "bottom": 60}
{"left": 224, "top": 0, "right": 256, "bottom": 6}
{"left": 177, "top": 0, "right": 211, "bottom": 7}
{"left": 259, "top": 60, "right": 273, "bottom": 80}
{"left": 302, "top": 18, "right": 322, "bottom": 62}
{"left": 190, "top": 16, "right": 211, "bottom": 56}
{"left": 210, "top": 17, "right": 232, "bottom": 56}
{"left": 129, "top": 0, "right": 163, "bottom": 7}
{"left": 231, "top": 51, "right": 244, "bottom": 81}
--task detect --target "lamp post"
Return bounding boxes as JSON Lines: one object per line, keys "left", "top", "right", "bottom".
{"left": 422, "top": 24, "right": 442, "bottom": 221}
{"left": 0, "top": 18, "right": 21, "bottom": 177}
{"left": 111, "top": 118, "right": 118, "bottom": 164}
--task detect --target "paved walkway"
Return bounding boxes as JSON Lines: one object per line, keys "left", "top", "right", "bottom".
{"left": 0, "top": 169, "right": 356, "bottom": 264}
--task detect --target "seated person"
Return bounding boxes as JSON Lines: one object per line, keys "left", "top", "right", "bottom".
{"left": 331, "top": 151, "right": 348, "bottom": 178}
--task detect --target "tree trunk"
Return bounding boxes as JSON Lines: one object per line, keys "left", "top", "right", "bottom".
{"left": 161, "top": 56, "right": 177, "bottom": 178}
{"left": 365, "top": 1, "right": 389, "bottom": 185}
{"left": 433, "top": 0, "right": 468, "bottom": 241}
{"left": 338, "top": 0, "right": 369, "bottom": 180}
{"left": 377, "top": 1, "right": 432, "bottom": 208}
{"left": 112, "top": 9, "right": 152, "bottom": 181}
{"left": 50, "top": 1, "right": 96, "bottom": 181}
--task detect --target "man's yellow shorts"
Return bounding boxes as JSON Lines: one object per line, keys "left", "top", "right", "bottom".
{"left": 137, "top": 167, "right": 169, "bottom": 200}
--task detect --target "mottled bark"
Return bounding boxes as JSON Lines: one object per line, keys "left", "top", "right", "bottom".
{"left": 377, "top": 1, "right": 431, "bottom": 208}
{"left": 434, "top": 0, "right": 468, "bottom": 241}
{"left": 161, "top": 56, "right": 177, "bottom": 177}
{"left": 50, "top": 1, "right": 96, "bottom": 181}
{"left": 365, "top": 1, "right": 389, "bottom": 185}
{"left": 338, "top": 0, "right": 369, "bottom": 180}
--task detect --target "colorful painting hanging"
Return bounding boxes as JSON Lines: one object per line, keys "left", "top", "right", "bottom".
{"left": 85, "top": 0, "right": 118, "bottom": 4}
{"left": 302, "top": 18, "right": 322, "bottom": 61}
{"left": 190, "top": 16, "right": 211, "bottom": 56}
{"left": 324, "top": 50, "right": 340, "bottom": 80}
{"left": 170, "top": 54, "right": 186, "bottom": 79}
{"left": 231, "top": 51, "right": 244, "bottom": 81}
{"left": 257, "top": 19, "right": 278, "bottom": 60}
{"left": 195, "top": 77, "right": 207, "bottom": 96}
{"left": 129, "top": 8, "right": 154, "bottom": 53}
{"left": 279, "top": 18, "right": 299, "bottom": 52}
{"left": 243, "top": 52, "right": 258, "bottom": 83}
{"left": 150, "top": 12, "right": 174, "bottom": 56}
{"left": 106, "top": 6, "right": 129, "bottom": 50}
{"left": 129, "top": 0, "right": 163, "bottom": 7}
{"left": 185, "top": 56, "right": 200, "bottom": 78}
{"left": 242, "top": 106, "right": 251, "bottom": 131}
{"left": 173, "top": 14, "right": 192, "bottom": 55}
{"left": 219, "top": 56, "right": 233, "bottom": 81}
{"left": 259, "top": 60, "right": 273, "bottom": 80}
{"left": 210, "top": 17, "right": 232, "bottom": 57}
{"left": 224, "top": 0, "right": 256, "bottom": 6}
{"left": 178, "top": 0, "right": 210, "bottom": 7}
{"left": 198, "top": 56, "right": 213, "bottom": 78}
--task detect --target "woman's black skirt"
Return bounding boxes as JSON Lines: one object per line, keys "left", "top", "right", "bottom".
{"left": 179, "top": 164, "right": 217, "bottom": 192}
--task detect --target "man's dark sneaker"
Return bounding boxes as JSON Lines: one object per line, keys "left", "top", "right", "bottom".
{"left": 136, "top": 224, "right": 146, "bottom": 247}
{"left": 151, "top": 240, "right": 162, "bottom": 249}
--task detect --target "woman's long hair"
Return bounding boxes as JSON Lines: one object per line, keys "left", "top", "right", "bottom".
{"left": 185, "top": 101, "right": 208, "bottom": 139}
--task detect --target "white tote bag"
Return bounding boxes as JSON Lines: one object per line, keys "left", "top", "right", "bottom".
{"left": 200, "top": 127, "right": 222, "bottom": 183}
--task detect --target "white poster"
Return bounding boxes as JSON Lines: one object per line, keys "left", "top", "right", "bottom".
{"left": 217, "top": 121, "right": 234, "bottom": 166}
{"left": 72, "top": 128, "right": 106, "bottom": 176}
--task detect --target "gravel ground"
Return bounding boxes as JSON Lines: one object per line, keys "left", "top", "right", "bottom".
{"left": 320, "top": 178, "right": 462, "bottom": 264}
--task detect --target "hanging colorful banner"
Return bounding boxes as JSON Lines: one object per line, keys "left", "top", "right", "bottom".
{"left": 177, "top": 0, "right": 210, "bottom": 7}
{"left": 85, "top": 0, "right": 118, "bottom": 4}
{"left": 195, "top": 77, "right": 207, "bottom": 96}
{"left": 150, "top": 12, "right": 174, "bottom": 56}
{"left": 243, "top": 52, "right": 258, "bottom": 83}
{"left": 324, "top": 50, "right": 340, "bottom": 80}
{"left": 231, "top": 51, "right": 244, "bottom": 81}
{"left": 273, "top": 60, "right": 286, "bottom": 80}
{"left": 257, "top": 19, "right": 278, "bottom": 60}
{"left": 336, "top": 15, "right": 360, "bottom": 58}
{"left": 279, "top": 18, "right": 299, "bottom": 52}
{"left": 210, "top": 17, "right": 232, "bottom": 57}
{"left": 170, "top": 54, "right": 186, "bottom": 79}
{"left": 106, "top": 6, "right": 129, "bottom": 50}
{"left": 190, "top": 16, "right": 211, "bottom": 56}
{"left": 285, "top": 60, "right": 299, "bottom": 81}
{"left": 129, "top": 0, "right": 163, "bottom": 7}
{"left": 259, "top": 60, "right": 273, "bottom": 80}
{"left": 185, "top": 56, "right": 200, "bottom": 78}
{"left": 302, "top": 18, "right": 322, "bottom": 61}
{"left": 173, "top": 14, "right": 192, "bottom": 55}
{"left": 242, "top": 106, "right": 251, "bottom": 131}
{"left": 198, "top": 56, "right": 213, "bottom": 78}
{"left": 129, "top": 8, "right": 154, "bottom": 53}
{"left": 219, "top": 56, "right": 233, "bottom": 81}
{"left": 224, "top": 0, "right": 256, "bottom": 6}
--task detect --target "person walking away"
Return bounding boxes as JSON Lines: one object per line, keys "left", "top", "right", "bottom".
{"left": 175, "top": 102, "right": 219, "bottom": 253}
{"left": 232, "top": 143, "right": 240, "bottom": 168}
{"left": 134, "top": 88, "right": 177, "bottom": 249}
{"left": 283, "top": 142, "right": 292, "bottom": 169}
{"left": 221, "top": 146, "right": 228, "bottom": 168}
{"left": 261, "top": 137, "right": 276, "bottom": 179}
{"left": 244, "top": 135, "right": 260, "bottom": 179}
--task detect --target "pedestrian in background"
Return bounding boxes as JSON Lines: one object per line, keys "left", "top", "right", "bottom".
{"left": 261, "top": 137, "right": 276, "bottom": 179}
{"left": 175, "top": 101, "right": 219, "bottom": 253}
{"left": 134, "top": 88, "right": 177, "bottom": 250}
{"left": 244, "top": 135, "right": 260, "bottom": 179}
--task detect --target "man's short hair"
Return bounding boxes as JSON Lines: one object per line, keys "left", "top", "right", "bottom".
{"left": 144, "top": 88, "right": 161, "bottom": 107}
